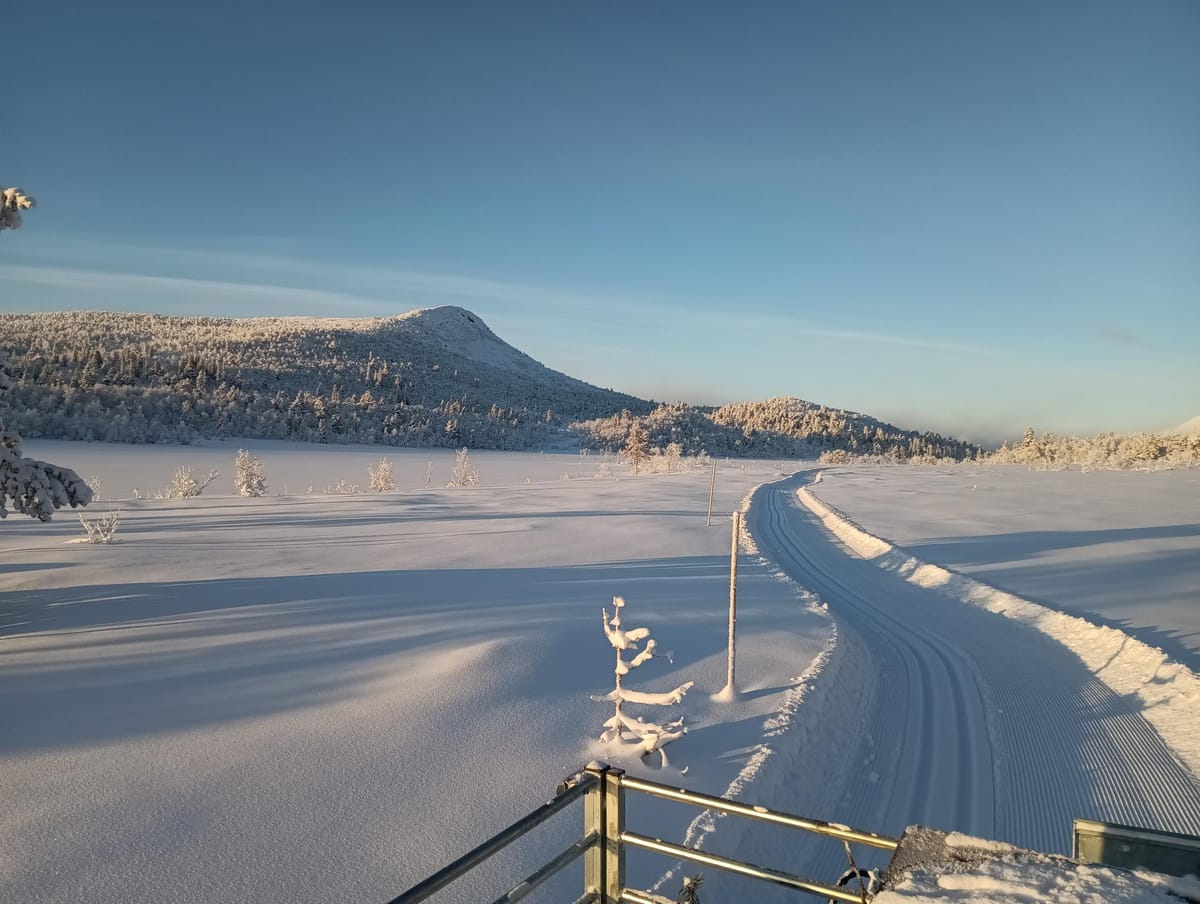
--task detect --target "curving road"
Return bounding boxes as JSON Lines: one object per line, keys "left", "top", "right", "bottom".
{"left": 741, "top": 474, "right": 1200, "bottom": 875}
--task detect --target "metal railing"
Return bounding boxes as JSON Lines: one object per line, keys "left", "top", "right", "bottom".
{"left": 386, "top": 762, "right": 900, "bottom": 904}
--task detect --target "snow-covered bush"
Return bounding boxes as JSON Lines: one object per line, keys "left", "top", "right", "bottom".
{"left": 234, "top": 449, "right": 267, "bottom": 497}
{"left": 159, "top": 466, "right": 219, "bottom": 499}
{"left": 1, "top": 186, "right": 36, "bottom": 233}
{"left": 368, "top": 457, "right": 395, "bottom": 492}
{"left": 78, "top": 507, "right": 121, "bottom": 543}
{"left": 1, "top": 363, "right": 92, "bottom": 520}
{"left": 592, "top": 595, "right": 693, "bottom": 767}
{"left": 322, "top": 480, "right": 364, "bottom": 495}
{"left": 447, "top": 448, "right": 480, "bottom": 487}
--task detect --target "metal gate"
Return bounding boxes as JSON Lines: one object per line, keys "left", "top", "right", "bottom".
{"left": 387, "top": 762, "right": 899, "bottom": 904}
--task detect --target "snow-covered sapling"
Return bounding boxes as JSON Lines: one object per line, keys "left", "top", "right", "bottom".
{"left": 368, "top": 457, "right": 395, "bottom": 492}
{"left": 234, "top": 449, "right": 266, "bottom": 497}
{"left": 160, "top": 465, "right": 219, "bottom": 499}
{"left": 592, "top": 595, "right": 694, "bottom": 767}
{"left": 447, "top": 448, "right": 480, "bottom": 487}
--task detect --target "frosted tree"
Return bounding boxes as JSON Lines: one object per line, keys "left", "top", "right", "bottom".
{"left": 447, "top": 447, "right": 480, "bottom": 487}
{"left": 1, "top": 185, "right": 36, "bottom": 233}
{"left": 160, "top": 465, "right": 219, "bottom": 498}
{"left": 592, "top": 596, "right": 694, "bottom": 767}
{"left": 624, "top": 424, "right": 650, "bottom": 475}
{"left": 368, "top": 456, "right": 395, "bottom": 492}
{"left": 234, "top": 449, "right": 267, "bottom": 497}
{"left": 1, "top": 362, "right": 92, "bottom": 520}
{"left": 664, "top": 442, "right": 683, "bottom": 474}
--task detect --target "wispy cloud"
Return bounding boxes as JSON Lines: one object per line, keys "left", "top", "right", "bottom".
{"left": 4, "top": 265, "right": 395, "bottom": 315}
{"left": 1091, "top": 323, "right": 1147, "bottom": 348}
{"left": 9, "top": 239, "right": 997, "bottom": 361}
{"left": 18, "top": 237, "right": 634, "bottom": 315}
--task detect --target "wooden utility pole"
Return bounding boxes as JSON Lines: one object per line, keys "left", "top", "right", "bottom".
{"left": 724, "top": 511, "right": 740, "bottom": 696}
{"left": 706, "top": 462, "right": 717, "bottom": 526}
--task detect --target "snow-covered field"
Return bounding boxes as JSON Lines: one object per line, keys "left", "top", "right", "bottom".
{"left": 4, "top": 444, "right": 1199, "bottom": 904}
{"left": 3, "top": 441, "right": 826, "bottom": 903}
{"left": 812, "top": 464, "right": 1200, "bottom": 672}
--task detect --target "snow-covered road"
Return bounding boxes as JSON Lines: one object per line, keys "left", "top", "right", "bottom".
{"left": 740, "top": 473, "right": 1200, "bottom": 881}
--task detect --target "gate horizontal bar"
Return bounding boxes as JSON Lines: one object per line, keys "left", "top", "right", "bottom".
{"left": 488, "top": 830, "right": 598, "bottom": 904}
{"left": 385, "top": 772, "right": 598, "bottom": 904}
{"left": 621, "top": 775, "right": 898, "bottom": 851}
{"left": 621, "top": 831, "right": 864, "bottom": 903}
{"left": 620, "top": 889, "right": 674, "bottom": 904}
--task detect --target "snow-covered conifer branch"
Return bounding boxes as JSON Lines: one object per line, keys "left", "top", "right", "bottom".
{"left": 1, "top": 362, "right": 92, "bottom": 520}
{"left": 1, "top": 186, "right": 36, "bottom": 233}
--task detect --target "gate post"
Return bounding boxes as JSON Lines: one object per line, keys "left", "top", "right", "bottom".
{"left": 584, "top": 763, "right": 625, "bottom": 902}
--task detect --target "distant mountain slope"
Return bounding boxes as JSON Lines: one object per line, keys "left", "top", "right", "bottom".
{"left": 573, "top": 398, "right": 982, "bottom": 462}
{"left": 1175, "top": 416, "right": 1200, "bottom": 437}
{"left": 0, "top": 306, "right": 650, "bottom": 448}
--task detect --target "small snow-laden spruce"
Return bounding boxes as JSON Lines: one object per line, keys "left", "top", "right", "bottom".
{"left": 368, "top": 457, "right": 395, "bottom": 492}
{"left": 447, "top": 447, "right": 480, "bottom": 487}
{"left": 0, "top": 360, "right": 92, "bottom": 520}
{"left": 592, "top": 595, "right": 694, "bottom": 767}
{"left": 623, "top": 423, "right": 650, "bottom": 475}
{"left": 233, "top": 449, "right": 267, "bottom": 497}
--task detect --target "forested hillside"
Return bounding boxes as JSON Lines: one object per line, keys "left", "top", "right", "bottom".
{"left": 1, "top": 307, "right": 650, "bottom": 449}
{"left": 3, "top": 306, "right": 993, "bottom": 461}
{"left": 572, "top": 398, "right": 982, "bottom": 462}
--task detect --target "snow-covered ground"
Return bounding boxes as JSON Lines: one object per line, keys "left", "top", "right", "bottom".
{"left": 3, "top": 442, "right": 826, "bottom": 903}
{"left": 811, "top": 464, "right": 1200, "bottom": 671}
{"left": 5, "top": 445, "right": 1198, "bottom": 904}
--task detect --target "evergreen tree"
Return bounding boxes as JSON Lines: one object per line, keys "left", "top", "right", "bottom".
{"left": 624, "top": 423, "right": 650, "bottom": 475}
{"left": 234, "top": 449, "right": 267, "bottom": 497}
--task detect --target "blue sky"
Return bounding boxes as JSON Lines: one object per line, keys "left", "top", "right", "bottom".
{"left": 5, "top": 1, "right": 1197, "bottom": 443}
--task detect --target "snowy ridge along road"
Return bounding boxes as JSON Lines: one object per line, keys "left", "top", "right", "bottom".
{"left": 736, "top": 472, "right": 1200, "bottom": 879}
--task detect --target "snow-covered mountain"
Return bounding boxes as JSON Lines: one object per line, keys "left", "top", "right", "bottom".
{"left": 0, "top": 306, "right": 650, "bottom": 448}
{"left": 1, "top": 305, "right": 982, "bottom": 459}
{"left": 1174, "top": 415, "right": 1200, "bottom": 436}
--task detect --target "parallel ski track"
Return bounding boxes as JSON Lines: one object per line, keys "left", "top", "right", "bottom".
{"left": 746, "top": 475, "right": 1200, "bottom": 862}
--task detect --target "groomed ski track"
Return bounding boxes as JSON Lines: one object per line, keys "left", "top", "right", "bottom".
{"left": 730, "top": 473, "right": 1200, "bottom": 886}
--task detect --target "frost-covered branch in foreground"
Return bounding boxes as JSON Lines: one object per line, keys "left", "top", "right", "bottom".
{"left": 592, "top": 595, "right": 693, "bottom": 767}
{"left": 1, "top": 363, "right": 91, "bottom": 520}
{"left": 1, "top": 186, "right": 36, "bottom": 233}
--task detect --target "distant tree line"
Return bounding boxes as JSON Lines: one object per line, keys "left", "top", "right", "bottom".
{"left": 574, "top": 398, "right": 981, "bottom": 463}
{"left": 986, "top": 427, "right": 1200, "bottom": 471}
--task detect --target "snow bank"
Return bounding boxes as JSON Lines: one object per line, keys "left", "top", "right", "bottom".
{"left": 798, "top": 479, "right": 1200, "bottom": 779}
{"left": 876, "top": 851, "right": 1200, "bottom": 903}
